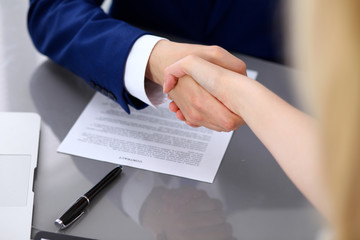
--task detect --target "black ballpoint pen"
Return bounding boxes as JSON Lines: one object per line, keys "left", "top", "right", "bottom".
{"left": 55, "top": 165, "right": 122, "bottom": 230}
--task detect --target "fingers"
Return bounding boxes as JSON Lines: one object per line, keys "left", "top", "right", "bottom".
{"left": 169, "top": 100, "right": 237, "bottom": 132}
{"left": 163, "top": 46, "right": 247, "bottom": 94}
{"left": 169, "top": 101, "right": 201, "bottom": 128}
{"left": 163, "top": 55, "right": 198, "bottom": 93}
{"left": 163, "top": 55, "right": 223, "bottom": 94}
{"left": 200, "top": 45, "right": 247, "bottom": 75}
{"left": 164, "top": 55, "right": 236, "bottom": 99}
{"left": 168, "top": 75, "right": 245, "bottom": 132}
{"left": 163, "top": 57, "right": 189, "bottom": 93}
{"left": 169, "top": 101, "right": 179, "bottom": 112}
{"left": 175, "top": 110, "right": 186, "bottom": 121}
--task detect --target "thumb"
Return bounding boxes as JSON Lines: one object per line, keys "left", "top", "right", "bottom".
{"left": 164, "top": 55, "right": 227, "bottom": 96}
{"left": 163, "top": 55, "right": 194, "bottom": 93}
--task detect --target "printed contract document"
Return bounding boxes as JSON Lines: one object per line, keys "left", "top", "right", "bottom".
{"left": 58, "top": 70, "right": 257, "bottom": 182}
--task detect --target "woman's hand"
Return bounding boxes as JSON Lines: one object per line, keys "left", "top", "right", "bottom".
{"left": 148, "top": 41, "right": 247, "bottom": 131}
{"left": 164, "top": 55, "right": 249, "bottom": 118}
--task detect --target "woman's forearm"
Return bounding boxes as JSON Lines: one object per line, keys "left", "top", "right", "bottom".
{"left": 231, "top": 76, "right": 327, "bottom": 213}
{"left": 164, "top": 56, "right": 328, "bottom": 214}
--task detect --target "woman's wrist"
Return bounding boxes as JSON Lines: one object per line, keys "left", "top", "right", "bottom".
{"left": 214, "top": 72, "right": 250, "bottom": 118}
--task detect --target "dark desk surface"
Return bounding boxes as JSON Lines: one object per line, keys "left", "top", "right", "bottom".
{"left": 1, "top": 1, "right": 320, "bottom": 240}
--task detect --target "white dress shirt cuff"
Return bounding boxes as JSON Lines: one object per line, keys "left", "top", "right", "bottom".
{"left": 124, "top": 35, "right": 167, "bottom": 108}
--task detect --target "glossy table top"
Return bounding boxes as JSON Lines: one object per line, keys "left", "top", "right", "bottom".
{"left": 1, "top": 1, "right": 320, "bottom": 239}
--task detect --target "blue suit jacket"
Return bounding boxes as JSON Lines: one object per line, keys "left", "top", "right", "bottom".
{"left": 28, "top": 0, "right": 281, "bottom": 113}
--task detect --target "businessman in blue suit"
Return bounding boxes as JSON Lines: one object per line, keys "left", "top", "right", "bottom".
{"left": 28, "top": 0, "right": 281, "bottom": 131}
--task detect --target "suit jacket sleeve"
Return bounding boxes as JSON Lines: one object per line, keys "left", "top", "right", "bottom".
{"left": 28, "top": 0, "right": 149, "bottom": 113}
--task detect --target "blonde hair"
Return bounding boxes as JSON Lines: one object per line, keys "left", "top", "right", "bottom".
{"left": 291, "top": 0, "right": 360, "bottom": 239}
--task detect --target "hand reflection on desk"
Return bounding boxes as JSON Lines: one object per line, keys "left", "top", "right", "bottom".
{"left": 140, "top": 186, "right": 234, "bottom": 240}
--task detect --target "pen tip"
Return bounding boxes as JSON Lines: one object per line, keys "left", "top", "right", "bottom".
{"left": 55, "top": 219, "right": 65, "bottom": 229}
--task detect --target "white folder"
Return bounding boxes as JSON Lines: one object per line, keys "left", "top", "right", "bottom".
{"left": 0, "top": 112, "right": 41, "bottom": 239}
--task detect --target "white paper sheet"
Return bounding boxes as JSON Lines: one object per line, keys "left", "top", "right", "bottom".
{"left": 58, "top": 70, "right": 258, "bottom": 183}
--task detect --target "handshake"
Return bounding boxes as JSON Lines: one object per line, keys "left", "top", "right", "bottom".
{"left": 146, "top": 40, "right": 249, "bottom": 132}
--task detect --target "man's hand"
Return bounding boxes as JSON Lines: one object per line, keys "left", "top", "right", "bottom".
{"left": 146, "top": 40, "right": 246, "bottom": 131}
